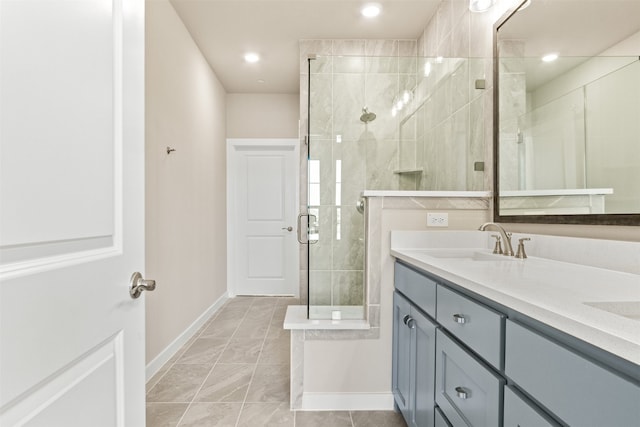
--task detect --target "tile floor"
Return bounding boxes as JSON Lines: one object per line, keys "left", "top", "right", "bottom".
{"left": 146, "top": 296, "right": 407, "bottom": 427}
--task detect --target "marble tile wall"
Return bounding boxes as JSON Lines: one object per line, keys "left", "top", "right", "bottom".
{"left": 416, "top": 0, "right": 521, "bottom": 193}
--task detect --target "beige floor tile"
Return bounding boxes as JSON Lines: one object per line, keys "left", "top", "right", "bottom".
{"left": 194, "top": 363, "right": 255, "bottom": 403}
{"left": 245, "top": 364, "right": 290, "bottom": 403}
{"left": 176, "top": 338, "right": 228, "bottom": 365}
{"left": 178, "top": 402, "right": 242, "bottom": 427}
{"left": 258, "top": 337, "right": 290, "bottom": 364}
{"left": 225, "top": 297, "right": 255, "bottom": 308}
{"left": 146, "top": 364, "right": 212, "bottom": 403}
{"left": 146, "top": 364, "right": 171, "bottom": 393}
{"left": 233, "top": 318, "right": 270, "bottom": 339}
{"left": 295, "top": 411, "right": 352, "bottom": 427}
{"left": 218, "top": 338, "right": 263, "bottom": 363}
{"left": 266, "top": 323, "right": 290, "bottom": 340}
{"left": 351, "top": 411, "right": 407, "bottom": 427}
{"left": 146, "top": 403, "right": 188, "bottom": 427}
{"left": 245, "top": 305, "right": 276, "bottom": 322}
{"left": 200, "top": 317, "right": 240, "bottom": 339}
{"left": 237, "top": 402, "right": 294, "bottom": 427}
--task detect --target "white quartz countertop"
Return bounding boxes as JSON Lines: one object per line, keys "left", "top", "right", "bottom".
{"left": 501, "top": 188, "right": 613, "bottom": 197}
{"left": 361, "top": 190, "right": 491, "bottom": 198}
{"left": 390, "top": 231, "right": 640, "bottom": 366}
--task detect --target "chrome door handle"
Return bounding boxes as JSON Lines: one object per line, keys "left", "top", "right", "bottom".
{"left": 129, "top": 272, "right": 156, "bottom": 299}
{"left": 282, "top": 226, "right": 293, "bottom": 232}
{"left": 297, "top": 213, "right": 318, "bottom": 244}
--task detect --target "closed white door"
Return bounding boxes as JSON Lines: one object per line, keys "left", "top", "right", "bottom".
{"left": 228, "top": 139, "right": 299, "bottom": 296}
{"left": 0, "top": 0, "right": 146, "bottom": 426}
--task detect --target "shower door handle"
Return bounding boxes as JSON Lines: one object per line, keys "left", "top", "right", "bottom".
{"left": 297, "top": 213, "right": 318, "bottom": 244}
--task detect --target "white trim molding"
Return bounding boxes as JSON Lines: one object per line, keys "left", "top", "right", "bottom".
{"left": 145, "top": 292, "right": 228, "bottom": 381}
{"left": 300, "top": 392, "right": 395, "bottom": 411}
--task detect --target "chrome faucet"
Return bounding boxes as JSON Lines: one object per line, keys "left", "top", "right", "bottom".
{"left": 478, "top": 222, "right": 514, "bottom": 256}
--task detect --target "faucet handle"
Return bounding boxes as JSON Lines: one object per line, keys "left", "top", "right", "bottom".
{"left": 491, "top": 234, "right": 503, "bottom": 254}
{"left": 515, "top": 237, "right": 531, "bottom": 259}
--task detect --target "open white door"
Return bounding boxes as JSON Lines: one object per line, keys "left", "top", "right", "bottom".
{"left": 228, "top": 139, "right": 299, "bottom": 297}
{"left": 0, "top": 1, "right": 146, "bottom": 426}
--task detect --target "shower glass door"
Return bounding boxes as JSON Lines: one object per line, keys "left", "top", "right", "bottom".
{"left": 306, "top": 55, "right": 370, "bottom": 320}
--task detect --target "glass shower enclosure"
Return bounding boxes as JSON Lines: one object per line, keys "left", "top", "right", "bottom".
{"left": 305, "top": 54, "right": 486, "bottom": 320}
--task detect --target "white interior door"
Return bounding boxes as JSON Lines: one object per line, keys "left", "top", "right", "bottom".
{"left": 0, "top": 0, "right": 146, "bottom": 426}
{"left": 228, "top": 139, "right": 299, "bottom": 296}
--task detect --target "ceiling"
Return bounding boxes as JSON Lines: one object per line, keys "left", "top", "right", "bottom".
{"left": 499, "top": 0, "right": 640, "bottom": 90}
{"left": 169, "top": 0, "right": 442, "bottom": 94}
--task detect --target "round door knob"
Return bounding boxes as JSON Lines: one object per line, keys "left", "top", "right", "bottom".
{"left": 282, "top": 226, "right": 293, "bottom": 231}
{"left": 129, "top": 272, "right": 156, "bottom": 299}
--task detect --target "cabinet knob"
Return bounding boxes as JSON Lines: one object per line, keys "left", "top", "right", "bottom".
{"left": 406, "top": 318, "right": 416, "bottom": 329}
{"left": 453, "top": 314, "right": 467, "bottom": 324}
{"left": 402, "top": 314, "right": 411, "bottom": 325}
{"left": 455, "top": 386, "right": 469, "bottom": 399}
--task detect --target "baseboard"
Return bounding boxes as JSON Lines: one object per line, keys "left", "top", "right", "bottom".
{"left": 145, "top": 292, "right": 229, "bottom": 381}
{"left": 300, "top": 392, "right": 394, "bottom": 411}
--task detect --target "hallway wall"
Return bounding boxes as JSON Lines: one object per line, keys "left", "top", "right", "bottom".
{"left": 227, "top": 94, "right": 299, "bottom": 138}
{"left": 145, "top": 0, "right": 228, "bottom": 366}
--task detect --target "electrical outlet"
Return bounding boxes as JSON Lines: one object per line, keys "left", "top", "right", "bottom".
{"left": 427, "top": 212, "right": 449, "bottom": 227}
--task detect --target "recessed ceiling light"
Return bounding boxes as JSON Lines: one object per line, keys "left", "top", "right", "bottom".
{"left": 542, "top": 53, "right": 559, "bottom": 62}
{"left": 361, "top": 4, "right": 381, "bottom": 18}
{"left": 244, "top": 53, "right": 260, "bottom": 63}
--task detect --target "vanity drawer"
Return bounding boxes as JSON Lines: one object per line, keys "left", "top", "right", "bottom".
{"left": 434, "top": 406, "right": 452, "bottom": 427}
{"left": 394, "top": 262, "right": 436, "bottom": 317}
{"left": 435, "top": 329, "right": 504, "bottom": 427}
{"left": 505, "top": 320, "right": 640, "bottom": 427}
{"left": 503, "top": 385, "right": 559, "bottom": 427}
{"left": 436, "top": 285, "right": 504, "bottom": 369}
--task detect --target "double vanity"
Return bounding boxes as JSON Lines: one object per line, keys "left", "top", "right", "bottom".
{"left": 390, "top": 228, "right": 640, "bottom": 427}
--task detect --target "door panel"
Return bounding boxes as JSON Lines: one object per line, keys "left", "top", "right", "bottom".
{"left": 230, "top": 140, "right": 298, "bottom": 296}
{"left": 0, "top": 0, "right": 145, "bottom": 425}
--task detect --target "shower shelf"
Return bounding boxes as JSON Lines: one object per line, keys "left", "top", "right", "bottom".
{"left": 393, "top": 168, "right": 423, "bottom": 175}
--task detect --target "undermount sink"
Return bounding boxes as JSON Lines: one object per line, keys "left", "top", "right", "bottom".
{"left": 583, "top": 301, "right": 640, "bottom": 321}
{"left": 419, "top": 249, "right": 517, "bottom": 262}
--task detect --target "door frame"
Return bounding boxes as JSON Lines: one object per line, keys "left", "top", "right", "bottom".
{"left": 226, "top": 138, "right": 300, "bottom": 297}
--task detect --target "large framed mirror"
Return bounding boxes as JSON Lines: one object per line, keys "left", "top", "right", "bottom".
{"left": 494, "top": 0, "right": 640, "bottom": 225}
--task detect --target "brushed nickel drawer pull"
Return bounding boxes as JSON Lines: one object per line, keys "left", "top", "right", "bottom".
{"left": 455, "top": 386, "right": 469, "bottom": 399}
{"left": 453, "top": 314, "right": 467, "bottom": 324}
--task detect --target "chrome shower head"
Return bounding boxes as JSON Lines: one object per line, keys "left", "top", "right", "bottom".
{"left": 360, "top": 107, "right": 376, "bottom": 123}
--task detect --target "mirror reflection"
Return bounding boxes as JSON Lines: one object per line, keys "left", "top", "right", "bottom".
{"left": 496, "top": 0, "right": 640, "bottom": 218}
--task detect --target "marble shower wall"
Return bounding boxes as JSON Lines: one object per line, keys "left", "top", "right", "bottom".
{"left": 415, "top": 0, "right": 521, "bottom": 193}
{"left": 300, "top": 39, "right": 418, "bottom": 309}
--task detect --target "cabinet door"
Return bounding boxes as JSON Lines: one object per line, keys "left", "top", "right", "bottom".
{"left": 506, "top": 320, "right": 640, "bottom": 427}
{"left": 410, "top": 307, "right": 437, "bottom": 427}
{"left": 392, "top": 291, "right": 413, "bottom": 419}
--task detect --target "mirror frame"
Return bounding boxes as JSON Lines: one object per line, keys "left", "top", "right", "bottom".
{"left": 492, "top": 3, "right": 640, "bottom": 226}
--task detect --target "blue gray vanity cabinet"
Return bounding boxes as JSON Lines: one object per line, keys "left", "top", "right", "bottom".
{"left": 503, "top": 385, "right": 559, "bottom": 427}
{"left": 436, "top": 285, "right": 504, "bottom": 370}
{"left": 392, "top": 259, "right": 639, "bottom": 427}
{"left": 435, "top": 329, "right": 504, "bottom": 427}
{"left": 505, "top": 320, "right": 640, "bottom": 427}
{"left": 393, "top": 291, "right": 437, "bottom": 427}
{"left": 434, "top": 407, "right": 452, "bottom": 427}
